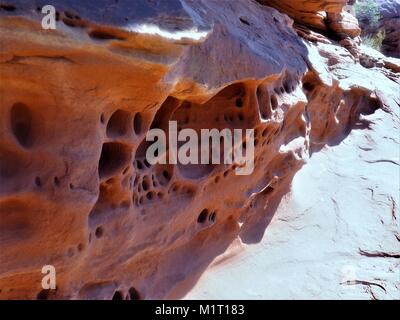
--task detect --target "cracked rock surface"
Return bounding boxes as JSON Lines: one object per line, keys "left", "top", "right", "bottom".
{"left": 0, "top": 0, "right": 399, "bottom": 299}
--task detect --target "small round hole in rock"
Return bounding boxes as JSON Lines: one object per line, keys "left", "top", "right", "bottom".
{"left": 209, "top": 211, "right": 216, "bottom": 223}
{"left": 146, "top": 191, "right": 154, "bottom": 200}
{"left": 284, "top": 82, "right": 291, "bottom": 93}
{"left": 151, "top": 175, "right": 158, "bottom": 187}
{"left": 0, "top": 4, "right": 16, "bottom": 11}
{"left": 133, "top": 113, "right": 143, "bottom": 135}
{"left": 262, "top": 128, "right": 268, "bottom": 137}
{"left": 35, "top": 177, "right": 42, "bottom": 187}
{"left": 197, "top": 209, "right": 209, "bottom": 223}
{"left": 239, "top": 17, "right": 250, "bottom": 26}
{"left": 98, "top": 142, "right": 131, "bottom": 179}
{"left": 95, "top": 226, "right": 103, "bottom": 238}
{"left": 10, "top": 102, "right": 34, "bottom": 148}
{"left": 303, "top": 82, "right": 314, "bottom": 91}
{"left": 106, "top": 109, "right": 131, "bottom": 138}
{"left": 270, "top": 95, "right": 278, "bottom": 110}
{"left": 142, "top": 178, "right": 149, "bottom": 191}
{"left": 162, "top": 170, "right": 171, "bottom": 181}
{"left": 235, "top": 98, "right": 243, "bottom": 108}
{"left": 112, "top": 290, "right": 124, "bottom": 300}
{"left": 89, "top": 29, "right": 125, "bottom": 41}
{"left": 135, "top": 160, "right": 143, "bottom": 170}
{"left": 128, "top": 287, "right": 140, "bottom": 300}
{"left": 54, "top": 177, "right": 60, "bottom": 187}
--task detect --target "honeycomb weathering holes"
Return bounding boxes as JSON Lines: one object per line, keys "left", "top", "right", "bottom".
{"left": 197, "top": 209, "right": 217, "bottom": 225}
{"left": 36, "top": 289, "right": 50, "bottom": 300}
{"left": 197, "top": 209, "right": 209, "bottom": 223}
{"left": 146, "top": 191, "right": 154, "bottom": 200}
{"left": 89, "top": 29, "right": 126, "bottom": 41}
{"left": 0, "top": 4, "right": 16, "bottom": 12}
{"left": 106, "top": 109, "right": 132, "bottom": 138}
{"left": 235, "top": 98, "right": 244, "bottom": 108}
{"left": 209, "top": 211, "right": 216, "bottom": 223}
{"left": 95, "top": 226, "right": 103, "bottom": 238}
{"left": 141, "top": 177, "right": 150, "bottom": 191}
{"left": 128, "top": 287, "right": 140, "bottom": 300}
{"left": 10, "top": 103, "right": 35, "bottom": 148}
{"left": 98, "top": 142, "right": 132, "bottom": 179}
{"left": 133, "top": 113, "right": 143, "bottom": 135}
{"left": 303, "top": 82, "right": 315, "bottom": 92}
{"left": 271, "top": 95, "right": 278, "bottom": 110}
{"left": 112, "top": 290, "right": 123, "bottom": 300}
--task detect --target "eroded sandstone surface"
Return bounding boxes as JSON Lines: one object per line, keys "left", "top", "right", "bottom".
{"left": 0, "top": 0, "right": 399, "bottom": 299}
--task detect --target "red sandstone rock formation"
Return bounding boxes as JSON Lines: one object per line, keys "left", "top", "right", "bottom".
{"left": 257, "top": 0, "right": 347, "bottom": 30}
{"left": 0, "top": 0, "right": 399, "bottom": 300}
{"left": 258, "top": 0, "right": 362, "bottom": 59}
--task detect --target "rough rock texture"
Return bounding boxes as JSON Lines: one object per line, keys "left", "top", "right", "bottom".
{"left": 258, "top": 0, "right": 362, "bottom": 61}
{"left": 0, "top": 0, "right": 399, "bottom": 300}
{"left": 258, "top": 0, "right": 361, "bottom": 38}
{"left": 257, "top": 0, "right": 347, "bottom": 31}
{"left": 327, "top": 10, "right": 361, "bottom": 38}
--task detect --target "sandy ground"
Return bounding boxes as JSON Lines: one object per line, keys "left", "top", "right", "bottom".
{"left": 185, "top": 108, "right": 400, "bottom": 300}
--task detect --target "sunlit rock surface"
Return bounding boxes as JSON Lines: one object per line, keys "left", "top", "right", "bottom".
{"left": 0, "top": 0, "right": 399, "bottom": 299}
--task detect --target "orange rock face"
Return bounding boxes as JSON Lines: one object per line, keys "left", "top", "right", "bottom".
{"left": 258, "top": 0, "right": 361, "bottom": 42}
{"left": 327, "top": 11, "right": 361, "bottom": 38}
{"left": 0, "top": 0, "right": 399, "bottom": 300}
{"left": 258, "top": 0, "right": 347, "bottom": 30}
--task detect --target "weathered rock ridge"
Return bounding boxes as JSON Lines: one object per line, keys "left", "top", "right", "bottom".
{"left": 0, "top": 0, "right": 399, "bottom": 299}
{"left": 258, "top": 0, "right": 361, "bottom": 38}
